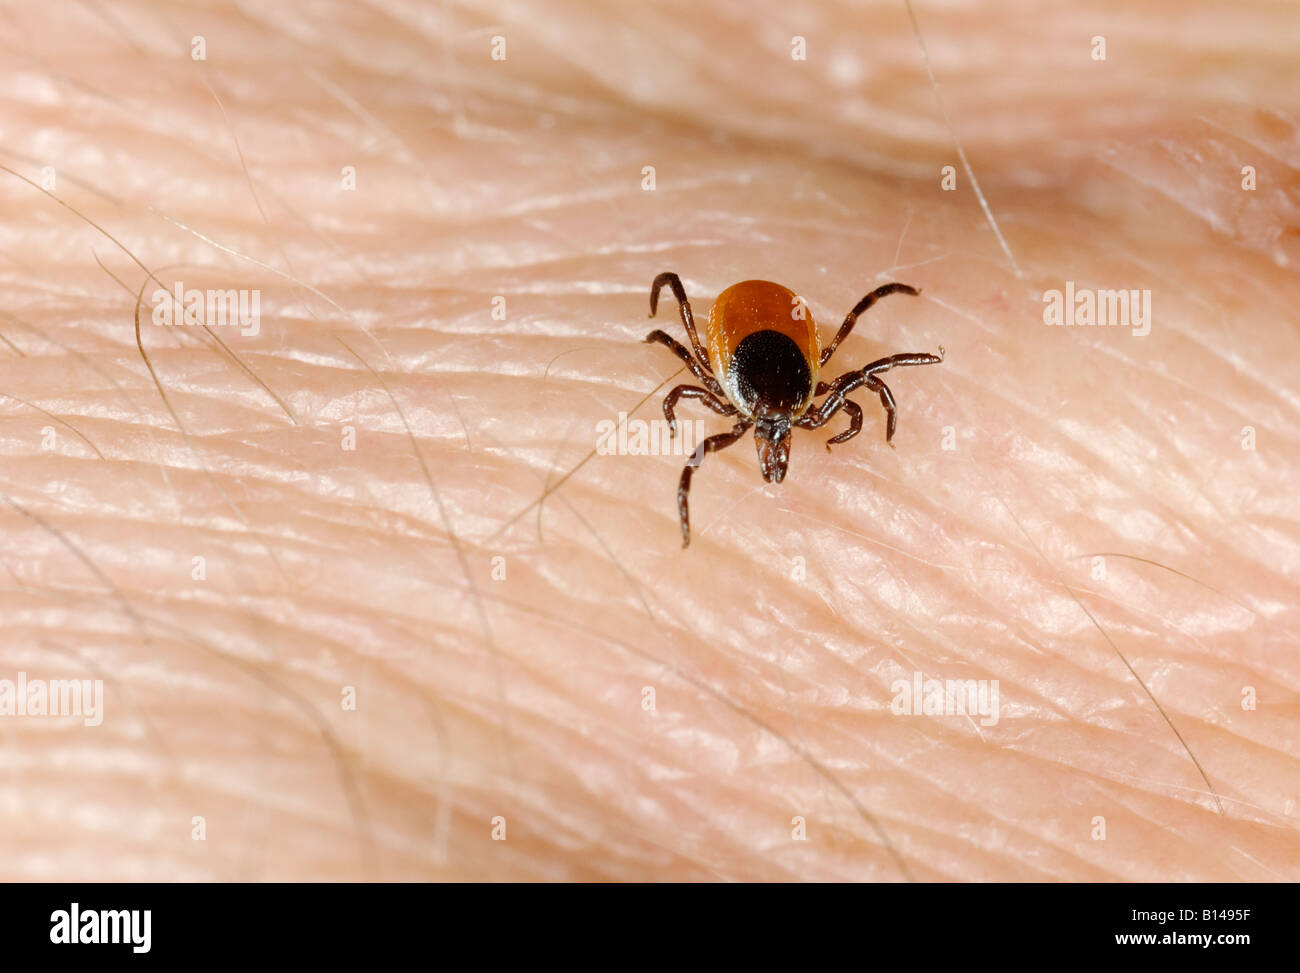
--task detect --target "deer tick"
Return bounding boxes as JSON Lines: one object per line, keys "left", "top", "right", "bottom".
{"left": 644, "top": 272, "right": 944, "bottom": 546}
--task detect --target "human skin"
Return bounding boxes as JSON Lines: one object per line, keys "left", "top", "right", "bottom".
{"left": 0, "top": 0, "right": 1296, "bottom": 881}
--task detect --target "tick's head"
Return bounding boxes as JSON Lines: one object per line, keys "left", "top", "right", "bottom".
{"left": 754, "top": 416, "right": 792, "bottom": 483}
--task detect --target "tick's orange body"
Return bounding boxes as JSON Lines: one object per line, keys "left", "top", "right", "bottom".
{"left": 706, "top": 280, "right": 821, "bottom": 421}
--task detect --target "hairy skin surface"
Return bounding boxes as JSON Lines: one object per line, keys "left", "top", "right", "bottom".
{"left": 0, "top": 1, "right": 1297, "bottom": 881}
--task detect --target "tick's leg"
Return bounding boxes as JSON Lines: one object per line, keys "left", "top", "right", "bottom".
{"left": 821, "top": 347, "right": 944, "bottom": 400}
{"left": 824, "top": 400, "right": 863, "bottom": 450}
{"left": 678, "top": 421, "right": 751, "bottom": 547}
{"left": 644, "top": 329, "right": 725, "bottom": 396}
{"left": 796, "top": 392, "right": 846, "bottom": 430}
{"left": 811, "top": 346, "right": 942, "bottom": 442}
{"left": 650, "top": 272, "right": 712, "bottom": 371}
{"left": 865, "top": 375, "right": 899, "bottom": 445}
{"left": 860, "top": 347, "right": 945, "bottom": 378}
{"left": 663, "top": 384, "right": 737, "bottom": 436}
{"left": 820, "top": 282, "right": 920, "bottom": 368}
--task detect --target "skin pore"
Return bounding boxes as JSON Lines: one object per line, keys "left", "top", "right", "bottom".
{"left": 0, "top": 1, "right": 1297, "bottom": 880}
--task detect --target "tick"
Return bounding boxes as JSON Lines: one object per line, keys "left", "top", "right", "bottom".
{"left": 645, "top": 272, "right": 944, "bottom": 546}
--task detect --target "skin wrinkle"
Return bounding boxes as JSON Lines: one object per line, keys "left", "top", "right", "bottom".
{"left": 0, "top": 0, "right": 1297, "bottom": 882}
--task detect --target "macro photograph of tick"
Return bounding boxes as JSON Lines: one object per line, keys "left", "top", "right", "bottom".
{"left": 644, "top": 272, "right": 945, "bottom": 546}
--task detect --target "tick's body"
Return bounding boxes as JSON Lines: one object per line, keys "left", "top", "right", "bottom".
{"left": 645, "top": 273, "right": 944, "bottom": 546}
{"left": 707, "top": 281, "right": 819, "bottom": 421}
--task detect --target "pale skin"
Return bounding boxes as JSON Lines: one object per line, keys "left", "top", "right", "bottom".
{"left": 0, "top": 1, "right": 1296, "bottom": 881}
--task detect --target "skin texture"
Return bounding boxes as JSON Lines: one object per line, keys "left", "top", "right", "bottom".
{"left": 0, "top": 0, "right": 1297, "bottom": 881}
